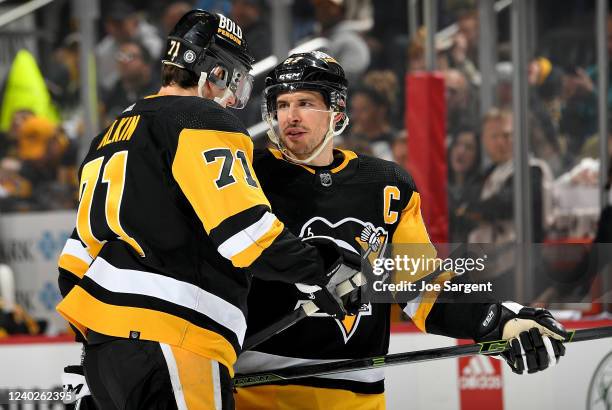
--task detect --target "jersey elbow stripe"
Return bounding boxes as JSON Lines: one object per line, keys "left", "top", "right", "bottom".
{"left": 217, "top": 211, "right": 282, "bottom": 266}
{"left": 229, "top": 218, "right": 283, "bottom": 267}
{"left": 403, "top": 271, "right": 454, "bottom": 331}
{"left": 58, "top": 254, "right": 89, "bottom": 279}
{"left": 58, "top": 239, "right": 93, "bottom": 278}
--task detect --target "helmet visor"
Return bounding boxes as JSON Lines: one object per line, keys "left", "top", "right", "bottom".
{"left": 207, "top": 47, "right": 254, "bottom": 109}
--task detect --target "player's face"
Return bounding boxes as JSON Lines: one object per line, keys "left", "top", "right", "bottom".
{"left": 276, "top": 90, "right": 331, "bottom": 160}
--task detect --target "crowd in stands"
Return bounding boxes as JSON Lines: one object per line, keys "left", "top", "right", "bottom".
{"left": 0, "top": 0, "right": 611, "bottom": 332}
{"left": 0, "top": 0, "right": 610, "bottom": 238}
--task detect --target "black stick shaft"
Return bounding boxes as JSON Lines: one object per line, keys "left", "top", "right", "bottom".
{"left": 234, "top": 326, "right": 612, "bottom": 388}
{"left": 242, "top": 306, "right": 308, "bottom": 351}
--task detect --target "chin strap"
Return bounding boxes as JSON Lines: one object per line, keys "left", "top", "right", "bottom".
{"left": 197, "top": 72, "right": 208, "bottom": 98}
{"left": 214, "top": 88, "right": 234, "bottom": 108}
{"left": 271, "top": 111, "right": 349, "bottom": 165}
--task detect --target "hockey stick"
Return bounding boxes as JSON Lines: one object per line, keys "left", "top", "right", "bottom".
{"left": 234, "top": 325, "right": 612, "bottom": 388}
{"left": 242, "top": 272, "right": 367, "bottom": 351}
{"left": 242, "top": 244, "right": 468, "bottom": 352}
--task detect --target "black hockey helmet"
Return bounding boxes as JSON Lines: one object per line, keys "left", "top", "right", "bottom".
{"left": 163, "top": 9, "right": 255, "bottom": 108}
{"left": 262, "top": 51, "right": 350, "bottom": 164}
{"left": 262, "top": 51, "right": 348, "bottom": 116}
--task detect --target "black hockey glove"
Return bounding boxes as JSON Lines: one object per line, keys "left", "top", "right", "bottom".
{"left": 296, "top": 238, "right": 365, "bottom": 319}
{"left": 476, "top": 302, "right": 568, "bottom": 374}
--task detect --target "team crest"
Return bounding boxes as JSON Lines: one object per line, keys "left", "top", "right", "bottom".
{"left": 297, "top": 217, "right": 388, "bottom": 342}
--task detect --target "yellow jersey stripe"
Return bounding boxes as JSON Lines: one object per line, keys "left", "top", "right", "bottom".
{"left": 58, "top": 254, "right": 89, "bottom": 279}
{"left": 407, "top": 270, "right": 455, "bottom": 331}
{"left": 235, "top": 385, "right": 385, "bottom": 410}
{"left": 229, "top": 217, "right": 284, "bottom": 268}
{"left": 83, "top": 256, "right": 247, "bottom": 343}
{"left": 56, "top": 286, "right": 237, "bottom": 374}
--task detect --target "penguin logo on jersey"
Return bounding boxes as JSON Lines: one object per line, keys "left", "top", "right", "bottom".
{"left": 297, "top": 217, "right": 388, "bottom": 343}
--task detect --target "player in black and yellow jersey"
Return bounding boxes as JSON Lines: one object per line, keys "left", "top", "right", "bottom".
{"left": 234, "top": 52, "right": 569, "bottom": 409}
{"left": 56, "top": 12, "right": 357, "bottom": 410}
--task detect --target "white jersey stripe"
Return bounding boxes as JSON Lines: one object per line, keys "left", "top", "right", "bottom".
{"left": 61, "top": 239, "right": 93, "bottom": 265}
{"left": 86, "top": 257, "right": 247, "bottom": 344}
{"left": 211, "top": 360, "right": 222, "bottom": 410}
{"left": 160, "top": 343, "right": 188, "bottom": 410}
{"left": 402, "top": 292, "right": 425, "bottom": 319}
{"left": 217, "top": 211, "right": 277, "bottom": 259}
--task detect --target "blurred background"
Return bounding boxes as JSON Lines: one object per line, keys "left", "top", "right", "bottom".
{"left": 0, "top": 0, "right": 610, "bottom": 336}
{"left": 0, "top": 1, "right": 611, "bottom": 408}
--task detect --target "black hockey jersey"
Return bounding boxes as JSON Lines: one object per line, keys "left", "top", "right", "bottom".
{"left": 56, "top": 96, "right": 332, "bottom": 373}
{"left": 235, "top": 149, "right": 451, "bottom": 399}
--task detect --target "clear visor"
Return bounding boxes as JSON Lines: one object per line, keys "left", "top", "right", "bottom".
{"left": 208, "top": 64, "right": 254, "bottom": 109}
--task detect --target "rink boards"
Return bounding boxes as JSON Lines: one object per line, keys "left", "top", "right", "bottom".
{"left": 0, "top": 319, "right": 610, "bottom": 410}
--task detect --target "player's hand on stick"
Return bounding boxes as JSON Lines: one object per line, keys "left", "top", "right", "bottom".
{"left": 476, "top": 302, "right": 568, "bottom": 374}
{"left": 296, "top": 239, "right": 366, "bottom": 319}
{"left": 62, "top": 364, "right": 91, "bottom": 405}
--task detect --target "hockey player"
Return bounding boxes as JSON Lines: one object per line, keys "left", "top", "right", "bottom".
{"left": 56, "top": 12, "right": 356, "bottom": 409}
{"left": 234, "top": 51, "right": 568, "bottom": 409}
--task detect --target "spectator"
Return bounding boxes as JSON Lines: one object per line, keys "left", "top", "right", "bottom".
{"left": 347, "top": 84, "right": 396, "bottom": 161}
{"left": 45, "top": 33, "right": 81, "bottom": 116}
{"left": 311, "top": 0, "right": 370, "bottom": 83}
{"left": 467, "top": 108, "right": 552, "bottom": 242}
{"left": 448, "top": 127, "right": 481, "bottom": 243}
{"left": 560, "top": 66, "right": 597, "bottom": 158}
{"left": 495, "top": 61, "right": 513, "bottom": 110}
{"left": 391, "top": 129, "right": 407, "bottom": 167}
{"left": 442, "top": 68, "right": 479, "bottom": 136}
{"left": 229, "top": 0, "right": 271, "bottom": 127}
{"left": 160, "top": 2, "right": 194, "bottom": 37}
{"left": 530, "top": 112, "right": 565, "bottom": 177}
{"left": 528, "top": 57, "right": 564, "bottom": 133}
{"left": 0, "top": 116, "right": 75, "bottom": 212}
{"left": 367, "top": 0, "right": 407, "bottom": 70}
{"left": 362, "top": 69, "right": 401, "bottom": 127}
{"left": 446, "top": 8, "right": 480, "bottom": 86}
{"left": 231, "top": 0, "right": 270, "bottom": 62}
{"left": 102, "top": 40, "right": 159, "bottom": 125}
{"left": 96, "top": 1, "right": 163, "bottom": 92}
{"left": 0, "top": 109, "right": 34, "bottom": 160}
{"left": 465, "top": 109, "right": 553, "bottom": 297}
{"left": 405, "top": 27, "right": 450, "bottom": 73}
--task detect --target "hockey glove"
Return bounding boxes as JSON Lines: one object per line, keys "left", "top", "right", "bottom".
{"left": 477, "top": 302, "right": 567, "bottom": 374}
{"left": 62, "top": 365, "right": 91, "bottom": 405}
{"left": 296, "top": 239, "right": 364, "bottom": 319}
